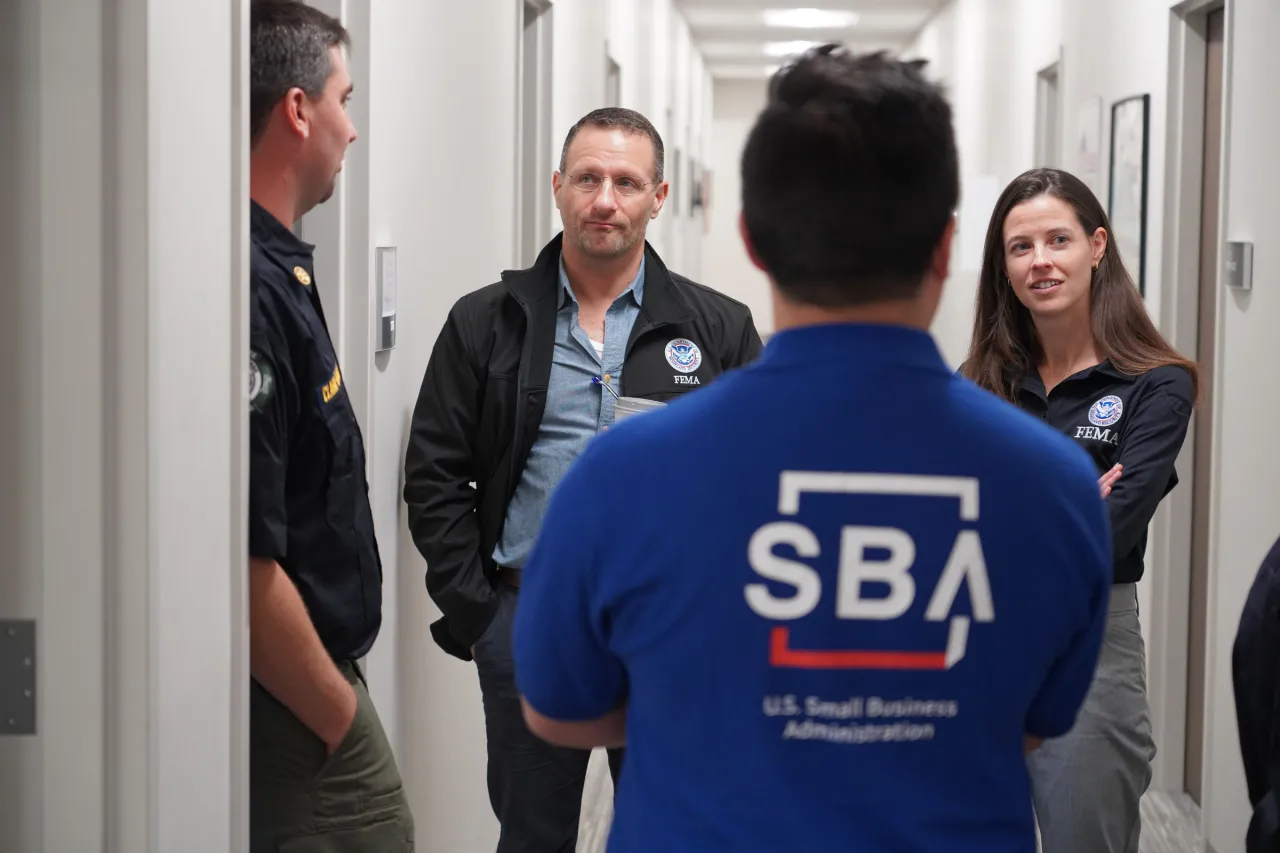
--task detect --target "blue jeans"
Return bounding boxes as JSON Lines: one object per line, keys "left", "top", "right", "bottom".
{"left": 1027, "top": 583, "right": 1155, "bottom": 853}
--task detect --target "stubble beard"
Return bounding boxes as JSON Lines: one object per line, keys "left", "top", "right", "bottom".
{"left": 574, "top": 222, "right": 641, "bottom": 260}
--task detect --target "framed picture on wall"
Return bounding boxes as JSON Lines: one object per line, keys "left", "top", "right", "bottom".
{"left": 1108, "top": 93, "right": 1150, "bottom": 296}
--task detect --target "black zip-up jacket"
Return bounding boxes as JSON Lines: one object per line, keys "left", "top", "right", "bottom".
{"left": 404, "top": 234, "right": 763, "bottom": 660}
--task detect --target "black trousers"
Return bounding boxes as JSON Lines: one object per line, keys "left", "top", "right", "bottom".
{"left": 474, "top": 584, "right": 623, "bottom": 853}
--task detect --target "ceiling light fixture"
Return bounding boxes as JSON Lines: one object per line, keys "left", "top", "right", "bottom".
{"left": 762, "top": 8, "right": 861, "bottom": 29}
{"left": 763, "top": 40, "right": 821, "bottom": 57}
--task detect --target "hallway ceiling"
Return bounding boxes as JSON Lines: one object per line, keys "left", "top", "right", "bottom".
{"left": 675, "top": 0, "right": 947, "bottom": 80}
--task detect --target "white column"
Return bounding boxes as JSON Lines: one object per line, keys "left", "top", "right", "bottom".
{"left": 141, "top": 0, "right": 250, "bottom": 848}
{"left": 0, "top": 0, "right": 249, "bottom": 850}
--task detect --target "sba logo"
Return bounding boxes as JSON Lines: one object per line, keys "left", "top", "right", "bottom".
{"left": 745, "top": 472, "right": 994, "bottom": 670}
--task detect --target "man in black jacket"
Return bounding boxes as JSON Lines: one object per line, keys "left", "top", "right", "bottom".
{"left": 404, "top": 107, "right": 761, "bottom": 851}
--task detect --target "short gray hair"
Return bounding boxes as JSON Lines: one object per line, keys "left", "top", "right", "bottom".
{"left": 559, "top": 107, "right": 665, "bottom": 182}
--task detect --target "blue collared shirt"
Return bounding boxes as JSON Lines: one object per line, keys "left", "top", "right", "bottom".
{"left": 492, "top": 255, "right": 646, "bottom": 569}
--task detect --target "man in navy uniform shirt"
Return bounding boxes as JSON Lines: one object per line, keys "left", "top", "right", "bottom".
{"left": 513, "top": 47, "right": 1113, "bottom": 852}
{"left": 246, "top": 2, "right": 412, "bottom": 850}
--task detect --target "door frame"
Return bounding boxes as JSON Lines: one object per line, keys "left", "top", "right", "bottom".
{"left": 1148, "top": 0, "right": 1232, "bottom": 796}
{"left": 515, "top": 0, "right": 555, "bottom": 268}
{"left": 1034, "top": 52, "right": 1063, "bottom": 167}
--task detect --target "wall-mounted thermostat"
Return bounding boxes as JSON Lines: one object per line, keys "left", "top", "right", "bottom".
{"left": 376, "top": 246, "right": 397, "bottom": 351}
{"left": 1224, "top": 241, "right": 1253, "bottom": 291}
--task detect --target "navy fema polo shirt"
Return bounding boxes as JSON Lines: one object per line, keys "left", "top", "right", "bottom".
{"left": 513, "top": 323, "right": 1112, "bottom": 853}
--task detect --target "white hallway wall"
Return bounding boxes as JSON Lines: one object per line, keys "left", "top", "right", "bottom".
{"left": 694, "top": 13, "right": 1052, "bottom": 343}
{"left": 701, "top": 78, "right": 774, "bottom": 334}
{"left": 909, "top": 2, "right": 1280, "bottom": 851}
{"left": 696, "top": 3, "right": 1060, "bottom": 361}
{"left": 907, "top": 0, "right": 1065, "bottom": 369}
{"left": 339, "top": 1, "right": 715, "bottom": 850}
{"left": 553, "top": 0, "right": 713, "bottom": 275}
{"left": 359, "top": 5, "right": 518, "bottom": 853}
{"left": 640, "top": 0, "right": 712, "bottom": 277}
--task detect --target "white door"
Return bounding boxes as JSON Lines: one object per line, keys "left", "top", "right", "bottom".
{"left": 0, "top": 0, "right": 250, "bottom": 850}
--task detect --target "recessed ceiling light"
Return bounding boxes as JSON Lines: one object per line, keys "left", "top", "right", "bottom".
{"left": 763, "top": 8, "right": 861, "bottom": 29}
{"left": 763, "top": 40, "right": 821, "bottom": 57}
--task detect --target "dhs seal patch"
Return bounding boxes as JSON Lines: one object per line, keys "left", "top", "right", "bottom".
{"left": 1088, "top": 394, "right": 1123, "bottom": 427}
{"left": 665, "top": 338, "right": 702, "bottom": 374}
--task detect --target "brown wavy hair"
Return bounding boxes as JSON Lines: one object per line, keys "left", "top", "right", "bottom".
{"left": 961, "top": 168, "right": 1199, "bottom": 402}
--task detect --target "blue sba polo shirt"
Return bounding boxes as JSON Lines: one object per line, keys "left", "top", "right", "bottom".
{"left": 514, "top": 323, "right": 1112, "bottom": 853}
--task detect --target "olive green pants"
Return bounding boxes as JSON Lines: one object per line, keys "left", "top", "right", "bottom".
{"left": 250, "top": 661, "right": 415, "bottom": 852}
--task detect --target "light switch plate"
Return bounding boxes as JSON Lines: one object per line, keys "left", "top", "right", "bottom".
{"left": 1224, "top": 241, "right": 1253, "bottom": 291}
{"left": 376, "top": 246, "right": 397, "bottom": 352}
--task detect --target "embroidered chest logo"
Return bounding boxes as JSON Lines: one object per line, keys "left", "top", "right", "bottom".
{"left": 1088, "top": 395, "right": 1124, "bottom": 427}
{"left": 665, "top": 338, "right": 702, "bottom": 374}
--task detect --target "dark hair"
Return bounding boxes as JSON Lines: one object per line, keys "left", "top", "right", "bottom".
{"left": 250, "top": 0, "right": 350, "bottom": 144}
{"left": 961, "top": 167, "right": 1199, "bottom": 402}
{"left": 559, "top": 108, "right": 665, "bottom": 182}
{"left": 741, "top": 46, "right": 959, "bottom": 308}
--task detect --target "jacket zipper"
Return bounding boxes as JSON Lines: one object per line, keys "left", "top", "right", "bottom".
{"left": 508, "top": 292, "right": 535, "bottom": 506}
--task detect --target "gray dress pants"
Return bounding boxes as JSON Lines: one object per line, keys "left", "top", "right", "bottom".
{"left": 1028, "top": 582, "right": 1156, "bottom": 853}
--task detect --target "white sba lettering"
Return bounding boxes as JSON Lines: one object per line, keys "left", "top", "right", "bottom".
{"left": 744, "top": 472, "right": 995, "bottom": 632}
{"left": 925, "top": 530, "right": 994, "bottom": 622}
{"left": 837, "top": 526, "right": 916, "bottom": 619}
{"left": 745, "top": 525, "right": 993, "bottom": 623}
{"left": 745, "top": 522, "right": 822, "bottom": 620}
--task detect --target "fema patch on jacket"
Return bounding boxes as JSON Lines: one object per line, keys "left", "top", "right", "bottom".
{"left": 665, "top": 338, "right": 702, "bottom": 373}
{"left": 1088, "top": 395, "right": 1123, "bottom": 427}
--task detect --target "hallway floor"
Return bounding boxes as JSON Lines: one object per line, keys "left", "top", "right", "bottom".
{"left": 1140, "top": 791, "right": 1204, "bottom": 852}
{"left": 576, "top": 752, "right": 1205, "bottom": 852}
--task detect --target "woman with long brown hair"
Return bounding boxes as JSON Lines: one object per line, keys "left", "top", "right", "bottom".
{"left": 962, "top": 167, "right": 1198, "bottom": 853}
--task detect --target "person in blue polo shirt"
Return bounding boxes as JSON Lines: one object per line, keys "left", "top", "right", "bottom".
{"left": 512, "top": 46, "right": 1113, "bottom": 852}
